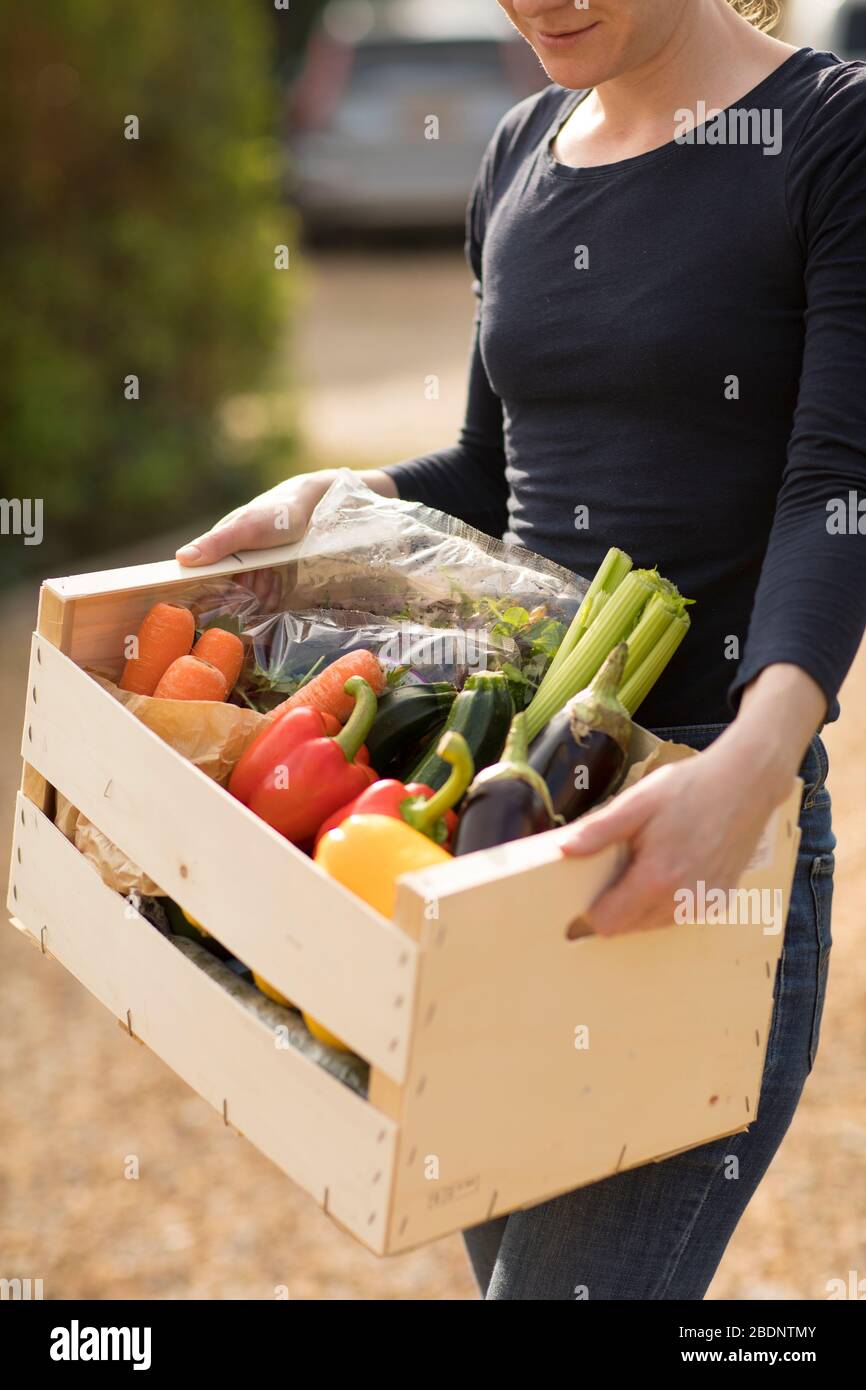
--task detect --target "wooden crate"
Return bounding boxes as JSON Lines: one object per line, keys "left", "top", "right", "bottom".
{"left": 7, "top": 550, "right": 803, "bottom": 1255}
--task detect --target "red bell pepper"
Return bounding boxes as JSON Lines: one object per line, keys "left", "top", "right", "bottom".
{"left": 246, "top": 676, "right": 378, "bottom": 843}
{"left": 314, "top": 780, "right": 458, "bottom": 850}
{"left": 229, "top": 706, "right": 368, "bottom": 806}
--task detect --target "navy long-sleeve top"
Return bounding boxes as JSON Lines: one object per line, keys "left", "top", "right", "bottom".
{"left": 390, "top": 48, "right": 866, "bottom": 728}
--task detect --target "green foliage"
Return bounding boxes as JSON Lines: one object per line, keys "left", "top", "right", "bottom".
{"left": 0, "top": 0, "right": 294, "bottom": 582}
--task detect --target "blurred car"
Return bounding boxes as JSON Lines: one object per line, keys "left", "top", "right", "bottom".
{"left": 784, "top": 0, "right": 866, "bottom": 58}
{"left": 287, "top": 0, "right": 546, "bottom": 234}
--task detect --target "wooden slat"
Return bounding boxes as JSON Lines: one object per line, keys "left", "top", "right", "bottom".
{"left": 38, "top": 550, "right": 306, "bottom": 669}
{"left": 19, "top": 583, "right": 76, "bottom": 815}
{"left": 42, "top": 544, "right": 304, "bottom": 602}
{"left": 22, "top": 635, "right": 417, "bottom": 1081}
{"left": 35, "top": 583, "right": 75, "bottom": 647}
{"left": 7, "top": 795, "right": 396, "bottom": 1253}
{"left": 383, "top": 778, "right": 802, "bottom": 1252}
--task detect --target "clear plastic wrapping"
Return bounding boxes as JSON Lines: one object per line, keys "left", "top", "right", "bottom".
{"left": 238, "top": 608, "right": 519, "bottom": 711}
{"left": 285, "top": 470, "right": 587, "bottom": 624}
{"left": 240, "top": 471, "right": 589, "bottom": 708}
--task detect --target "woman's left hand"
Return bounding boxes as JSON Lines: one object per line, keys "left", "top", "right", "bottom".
{"left": 558, "top": 737, "right": 787, "bottom": 937}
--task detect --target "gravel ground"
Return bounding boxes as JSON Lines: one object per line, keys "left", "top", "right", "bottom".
{"left": 1, "top": 251, "right": 863, "bottom": 1301}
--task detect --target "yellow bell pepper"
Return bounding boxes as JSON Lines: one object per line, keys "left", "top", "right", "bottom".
{"left": 302, "top": 1012, "right": 350, "bottom": 1052}
{"left": 252, "top": 972, "right": 293, "bottom": 1008}
{"left": 181, "top": 907, "right": 210, "bottom": 936}
{"left": 252, "top": 976, "right": 342, "bottom": 1053}
{"left": 314, "top": 732, "right": 472, "bottom": 918}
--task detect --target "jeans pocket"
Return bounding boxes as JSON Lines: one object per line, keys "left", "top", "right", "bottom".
{"left": 764, "top": 951, "right": 786, "bottom": 1071}
{"left": 808, "top": 851, "right": 835, "bottom": 1071}
{"left": 802, "top": 735, "right": 830, "bottom": 810}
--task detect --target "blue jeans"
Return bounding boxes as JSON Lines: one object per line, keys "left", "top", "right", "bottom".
{"left": 463, "top": 724, "right": 835, "bottom": 1300}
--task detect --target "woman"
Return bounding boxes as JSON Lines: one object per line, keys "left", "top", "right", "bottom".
{"left": 179, "top": 0, "right": 865, "bottom": 1298}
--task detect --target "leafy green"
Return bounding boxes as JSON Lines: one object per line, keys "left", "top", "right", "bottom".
{"left": 472, "top": 598, "right": 567, "bottom": 709}
{"left": 236, "top": 652, "right": 326, "bottom": 713}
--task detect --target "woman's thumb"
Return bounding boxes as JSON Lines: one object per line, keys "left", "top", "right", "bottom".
{"left": 177, "top": 501, "right": 300, "bottom": 566}
{"left": 558, "top": 786, "right": 650, "bottom": 857}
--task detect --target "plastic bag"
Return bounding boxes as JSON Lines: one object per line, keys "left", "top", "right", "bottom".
{"left": 88, "top": 578, "right": 268, "bottom": 690}
{"left": 285, "top": 471, "right": 587, "bottom": 621}
{"left": 271, "top": 471, "right": 589, "bottom": 707}
{"left": 237, "top": 608, "right": 519, "bottom": 711}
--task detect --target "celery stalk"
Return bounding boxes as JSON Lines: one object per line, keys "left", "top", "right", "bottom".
{"left": 621, "top": 593, "right": 679, "bottom": 683}
{"left": 525, "top": 569, "right": 659, "bottom": 740}
{"left": 619, "top": 613, "right": 690, "bottom": 715}
{"left": 535, "top": 547, "right": 632, "bottom": 699}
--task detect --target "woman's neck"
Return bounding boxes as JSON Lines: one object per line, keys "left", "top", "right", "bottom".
{"left": 553, "top": 0, "right": 798, "bottom": 168}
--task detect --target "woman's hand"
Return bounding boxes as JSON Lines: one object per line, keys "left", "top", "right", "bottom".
{"left": 559, "top": 741, "right": 780, "bottom": 936}
{"left": 175, "top": 468, "right": 399, "bottom": 567}
{"left": 559, "top": 663, "right": 826, "bottom": 937}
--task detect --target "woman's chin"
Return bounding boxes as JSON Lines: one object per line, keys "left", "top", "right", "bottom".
{"left": 531, "top": 45, "right": 623, "bottom": 91}
{"left": 526, "top": 23, "right": 630, "bottom": 91}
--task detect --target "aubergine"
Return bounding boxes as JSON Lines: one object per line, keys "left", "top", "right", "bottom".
{"left": 364, "top": 681, "right": 457, "bottom": 779}
{"left": 453, "top": 713, "right": 558, "bottom": 855}
{"left": 528, "top": 643, "right": 632, "bottom": 822}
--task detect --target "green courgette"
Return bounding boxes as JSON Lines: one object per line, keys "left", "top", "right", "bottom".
{"left": 407, "top": 671, "right": 514, "bottom": 792}
{"left": 365, "top": 681, "right": 457, "bottom": 779}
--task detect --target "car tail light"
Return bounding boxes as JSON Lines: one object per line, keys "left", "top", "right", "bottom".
{"left": 291, "top": 31, "right": 354, "bottom": 133}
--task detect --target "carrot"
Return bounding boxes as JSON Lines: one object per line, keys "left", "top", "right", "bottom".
{"left": 153, "top": 655, "right": 228, "bottom": 702}
{"left": 277, "top": 649, "right": 386, "bottom": 723}
{"left": 119, "top": 602, "right": 195, "bottom": 695}
{"left": 191, "top": 628, "right": 245, "bottom": 693}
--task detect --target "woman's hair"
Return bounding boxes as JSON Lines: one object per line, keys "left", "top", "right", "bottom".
{"left": 727, "top": 0, "right": 782, "bottom": 31}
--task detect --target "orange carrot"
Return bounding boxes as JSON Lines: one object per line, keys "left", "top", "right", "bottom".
{"left": 120, "top": 602, "right": 195, "bottom": 695}
{"left": 191, "top": 628, "right": 245, "bottom": 693}
{"left": 277, "top": 649, "right": 386, "bottom": 723}
{"left": 153, "top": 655, "right": 228, "bottom": 702}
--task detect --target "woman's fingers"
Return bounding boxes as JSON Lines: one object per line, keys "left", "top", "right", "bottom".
{"left": 177, "top": 472, "right": 338, "bottom": 568}
{"left": 582, "top": 860, "right": 664, "bottom": 937}
{"left": 559, "top": 769, "right": 681, "bottom": 935}
{"left": 559, "top": 780, "right": 655, "bottom": 856}
{"left": 177, "top": 498, "right": 304, "bottom": 567}
{"left": 244, "top": 568, "right": 285, "bottom": 612}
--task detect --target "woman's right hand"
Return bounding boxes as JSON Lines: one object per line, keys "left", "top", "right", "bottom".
{"left": 176, "top": 468, "right": 399, "bottom": 569}
{"left": 176, "top": 470, "right": 340, "bottom": 568}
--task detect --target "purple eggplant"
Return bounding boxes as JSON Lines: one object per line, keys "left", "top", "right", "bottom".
{"left": 528, "top": 643, "right": 632, "bottom": 822}
{"left": 453, "top": 712, "right": 558, "bottom": 855}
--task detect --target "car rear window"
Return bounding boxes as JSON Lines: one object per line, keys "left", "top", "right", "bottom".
{"left": 332, "top": 39, "right": 508, "bottom": 138}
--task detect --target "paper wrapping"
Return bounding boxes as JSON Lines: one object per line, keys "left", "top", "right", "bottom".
{"left": 55, "top": 674, "right": 269, "bottom": 897}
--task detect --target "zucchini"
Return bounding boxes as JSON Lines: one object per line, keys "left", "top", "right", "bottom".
{"left": 407, "top": 671, "right": 514, "bottom": 792}
{"left": 365, "top": 681, "right": 457, "bottom": 779}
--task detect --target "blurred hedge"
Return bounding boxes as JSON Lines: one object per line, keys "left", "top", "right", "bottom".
{"left": 0, "top": 1, "right": 294, "bottom": 583}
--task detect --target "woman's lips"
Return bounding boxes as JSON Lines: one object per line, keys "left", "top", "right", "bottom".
{"left": 535, "top": 22, "right": 600, "bottom": 50}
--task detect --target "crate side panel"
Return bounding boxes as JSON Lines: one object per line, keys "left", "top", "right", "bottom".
{"left": 10, "top": 795, "right": 396, "bottom": 1253}
{"left": 42, "top": 547, "right": 302, "bottom": 667}
{"left": 385, "top": 782, "right": 801, "bottom": 1252}
{"left": 19, "top": 586, "right": 76, "bottom": 814}
{"left": 43, "top": 544, "right": 303, "bottom": 602}
{"left": 22, "top": 635, "right": 416, "bottom": 1080}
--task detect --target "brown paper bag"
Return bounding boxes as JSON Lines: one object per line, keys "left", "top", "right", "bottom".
{"left": 55, "top": 674, "right": 270, "bottom": 897}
